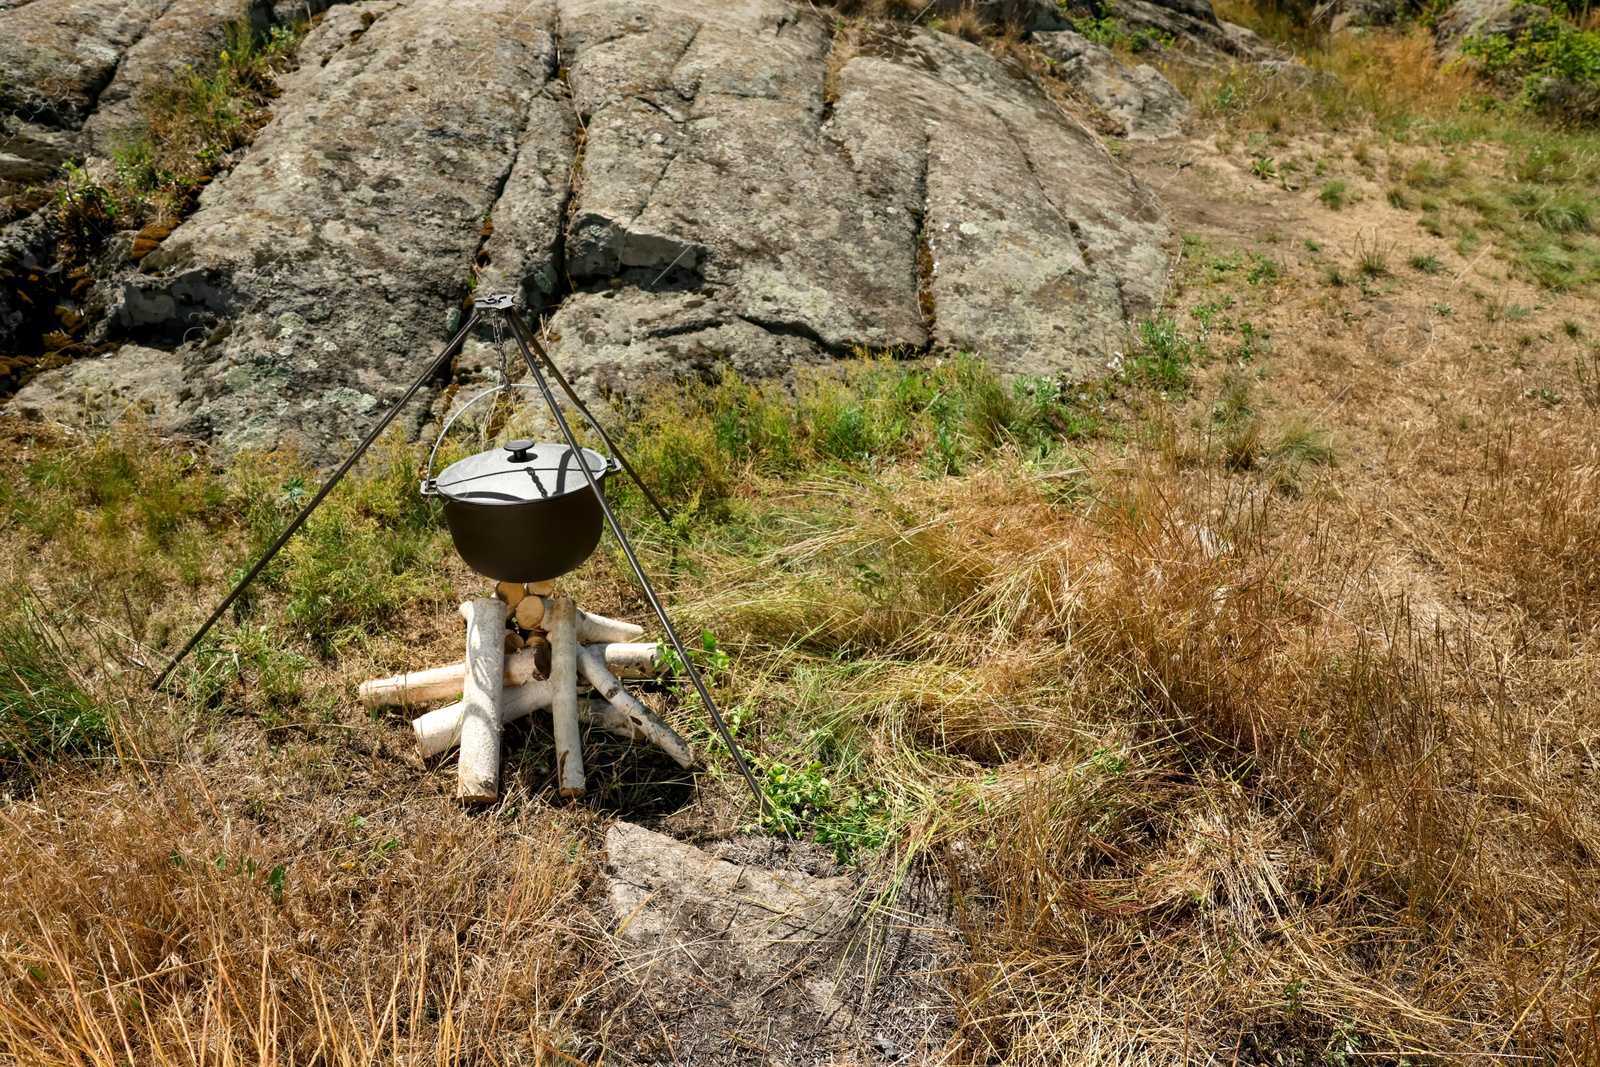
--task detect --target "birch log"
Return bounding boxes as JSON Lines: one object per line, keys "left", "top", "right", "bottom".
{"left": 576, "top": 645, "right": 694, "bottom": 769}
{"left": 359, "top": 642, "right": 662, "bottom": 707}
{"left": 552, "top": 601, "right": 645, "bottom": 643}
{"left": 456, "top": 598, "right": 505, "bottom": 803}
{"left": 415, "top": 677, "right": 553, "bottom": 757}
{"left": 549, "top": 596, "right": 584, "bottom": 798}
{"left": 414, "top": 686, "right": 643, "bottom": 758}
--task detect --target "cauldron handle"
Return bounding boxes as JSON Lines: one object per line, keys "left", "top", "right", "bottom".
{"left": 420, "top": 382, "right": 543, "bottom": 495}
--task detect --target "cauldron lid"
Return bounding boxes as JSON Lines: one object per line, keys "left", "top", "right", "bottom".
{"left": 434, "top": 440, "right": 609, "bottom": 504}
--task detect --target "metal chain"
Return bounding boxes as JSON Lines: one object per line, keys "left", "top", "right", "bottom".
{"left": 479, "top": 311, "right": 513, "bottom": 449}
{"left": 491, "top": 312, "right": 511, "bottom": 388}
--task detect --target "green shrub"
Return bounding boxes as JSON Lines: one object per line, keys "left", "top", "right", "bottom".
{"left": 1459, "top": 11, "right": 1600, "bottom": 115}
{"left": 1068, "top": 15, "right": 1173, "bottom": 52}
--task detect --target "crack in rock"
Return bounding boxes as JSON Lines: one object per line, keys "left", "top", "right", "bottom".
{"left": 9, "top": 0, "right": 1174, "bottom": 461}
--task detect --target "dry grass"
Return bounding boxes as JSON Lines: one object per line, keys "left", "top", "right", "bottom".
{"left": 0, "top": 773, "right": 601, "bottom": 1064}
{"left": 5, "top": 13, "right": 1600, "bottom": 1066}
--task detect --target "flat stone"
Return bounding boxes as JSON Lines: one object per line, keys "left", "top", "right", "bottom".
{"left": 116, "top": 0, "right": 561, "bottom": 456}
{"left": 9, "top": 343, "right": 192, "bottom": 429}
{"left": 1036, "top": 29, "right": 1193, "bottom": 140}
{"left": 600, "top": 822, "right": 951, "bottom": 1064}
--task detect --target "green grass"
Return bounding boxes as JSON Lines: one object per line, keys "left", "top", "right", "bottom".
{"left": 610, "top": 356, "right": 1107, "bottom": 518}
{"left": 1397, "top": 133, "right": 1600, "bottom": 289}
{"left": 0, "top": 606, "right": 108, "bottom": 772}
{"left": 1170, "top": 27, "right": 1600, "bottom": 292}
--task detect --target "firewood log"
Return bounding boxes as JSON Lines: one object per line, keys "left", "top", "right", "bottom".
{"left": 513, "top": 595, "right": 545, "bottom": 631}
{"left": 549, "top": 596, "right": 584, "bottom": 798}
{"left": 360, "top": 642, "right": 664, "bottom": 707}
{"left": 576, "top": 645, "right": 693, "bottom": 769}
{"left": 584, "top": 641, "right": 662, "bottom": 678}
{"left": 456, "top": 598, "right": 505, "bottom": 804}
{"left": 496, "top": 581, "right": 525, "bottom": 611}
{"left": 413, "top": 688, "right": 636, "bottom": 758}
{"left": 540, "top": 600, "right": 645, "bottom": 643}
{"left": 505, "top": 630, "right": 525, "bottom": 654}
{"left": 525, "top": 579, "right": 556, "bottom": 597}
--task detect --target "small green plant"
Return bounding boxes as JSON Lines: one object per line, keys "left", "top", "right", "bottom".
{"left": 758, "top": 759, "right": 893, "bottom": 862}
{"left": 1409, "top": 253, "right": 1444, "bottom": 273}
{"left": 1319, "top": 179, "right": 1349, "bottom": 209}
{"left": 1247, "top": 254, "right": 1281, "bottom": 284}
{"left": 659, "top": 630, "right": 733, "bottom": 688}
{"left": 1283, "top": 976, "right": 1307, "bottom": 1017}
{"left": 1355, "top": 231, "right": 1392, "bottom": 277}
{"left": 1129, "top": 316, "right": 1195, "bottom": 392}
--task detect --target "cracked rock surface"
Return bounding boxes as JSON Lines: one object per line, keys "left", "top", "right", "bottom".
{"left": 1036, "top": 29, "right": 1193, "bottom": 141}
{"left": 104, "top": 0, "right": 561, "bottom": 454}
{"left": 10, "top": 0, "right": 1174, "bottom": 460}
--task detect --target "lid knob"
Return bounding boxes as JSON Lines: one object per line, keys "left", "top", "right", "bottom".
{"left": 503, "top": 439, "right": 535, "bottom": 463}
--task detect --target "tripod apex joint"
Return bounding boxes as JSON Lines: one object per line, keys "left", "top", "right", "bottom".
{"left": 474, "top": 293, "right": 515, "bottom": 310}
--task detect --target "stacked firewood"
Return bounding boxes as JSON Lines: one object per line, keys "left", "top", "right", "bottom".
{"left": 358, "top": 581, "right": 693, "bottom": 803}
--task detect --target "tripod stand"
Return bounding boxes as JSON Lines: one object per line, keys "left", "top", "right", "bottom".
{"left": 154, "top": 295, "right": 773, "bottom": 823}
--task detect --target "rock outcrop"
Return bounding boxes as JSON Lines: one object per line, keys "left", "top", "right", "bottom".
{"left": 1104, "top": 0, "right": 1280, "bottom": 62}
{"left": 0, "top": 0, "right": 171, "bottom": 129}
{"left": 10, "top": 0, "right": 1175, "bottom": 459}
{"left": 82, "top": 0, "right": 277, "bottom": 155}
{"left": 1036, "top": 29, "right": 1193, "bottom": 139}
{"left": 109, "top": 0, "right": 561, "bottom": 453}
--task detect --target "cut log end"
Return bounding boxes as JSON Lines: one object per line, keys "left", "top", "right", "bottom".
{"left": 513, "top": 595, "right": 545, "bottom": 631}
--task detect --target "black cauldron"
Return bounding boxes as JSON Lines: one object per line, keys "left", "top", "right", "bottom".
{"left": 423, "top": 437, "right": 617, "bottom": 582}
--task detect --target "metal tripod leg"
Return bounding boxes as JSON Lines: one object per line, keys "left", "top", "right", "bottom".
{"left": 505, "top": 312, "right": 673, "bottom": 526}
{"left": 152, "top": 310, "right": 482, "bottom": 690}
{"left": 495, "top": 306, "right": 778, "bottom": 828}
